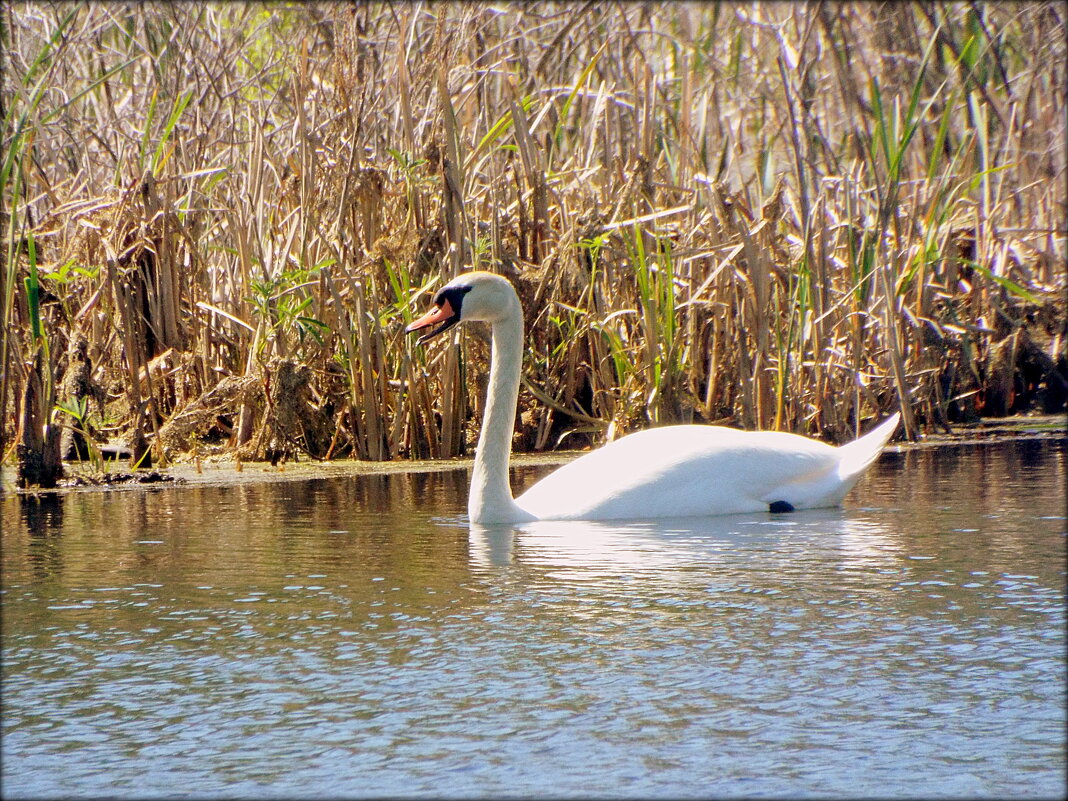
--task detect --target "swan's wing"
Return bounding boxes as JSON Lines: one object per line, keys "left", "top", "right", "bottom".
{"left": 515, "top": 425, "right": 841, "bottom": 520}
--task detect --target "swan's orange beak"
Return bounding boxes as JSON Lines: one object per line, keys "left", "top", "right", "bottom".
{"left": 406, "top": 298, "right": 459, "bottom": 344}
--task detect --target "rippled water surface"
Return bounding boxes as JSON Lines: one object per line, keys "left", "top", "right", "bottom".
{"left": 2, "top": 439, "right": 1065, "bottom": 799}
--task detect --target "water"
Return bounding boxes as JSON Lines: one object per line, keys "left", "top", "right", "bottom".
{"left": 2, "top": 439, "right": 1065, "bottom": 799}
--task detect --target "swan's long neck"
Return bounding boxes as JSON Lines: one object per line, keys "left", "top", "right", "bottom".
{"left": 468, "top": 307, "right": 531, "bottom": 524}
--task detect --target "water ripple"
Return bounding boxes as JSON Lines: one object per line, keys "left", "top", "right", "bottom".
{"left": 2, "top": 441, "right": 1065, "bottom": 798}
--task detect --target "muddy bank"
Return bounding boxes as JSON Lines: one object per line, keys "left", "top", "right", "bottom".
{"left": 3, "top": 414, "right": 1063, "bottom": 497}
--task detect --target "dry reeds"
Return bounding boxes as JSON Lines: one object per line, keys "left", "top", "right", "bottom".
{"left": 2, "top": 2, "right": 1065, "bottom": 483}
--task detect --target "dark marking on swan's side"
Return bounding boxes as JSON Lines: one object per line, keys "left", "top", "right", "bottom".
{"left": 768, "top": 500, "right": 795, "bottom": 513}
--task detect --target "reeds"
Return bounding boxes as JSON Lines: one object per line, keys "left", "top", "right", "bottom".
{"left": 1, "top": 2, "right": 1065, "bottom": 480}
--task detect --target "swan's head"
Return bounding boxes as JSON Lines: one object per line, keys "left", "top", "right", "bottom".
{"left": 405, "top": 271, "right": 520, "bottom": 343}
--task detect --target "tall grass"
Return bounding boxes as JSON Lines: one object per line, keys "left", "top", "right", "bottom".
{"left": 1, "top": 2, "right": 1064, "bottom": 479}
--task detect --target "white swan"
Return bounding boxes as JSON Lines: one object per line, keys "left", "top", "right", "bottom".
{"left": 407, "top": 271, "right": 900, "bottom": 525}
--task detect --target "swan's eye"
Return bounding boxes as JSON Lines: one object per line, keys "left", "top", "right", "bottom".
{"left": 433, "top": 284, "right": 473, "bottom": 309}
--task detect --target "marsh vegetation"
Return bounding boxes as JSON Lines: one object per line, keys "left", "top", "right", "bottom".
{"left": 1, "top": 2, "right": 1065, "bottom": 487}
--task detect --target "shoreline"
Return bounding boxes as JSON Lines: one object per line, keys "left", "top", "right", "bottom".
{"left": 3, "top": 414, "right": 1064, "bottom": 497}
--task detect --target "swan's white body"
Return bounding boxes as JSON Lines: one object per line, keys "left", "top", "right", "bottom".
{"left": 408, "top": 272, "right": 900, "bottom": 525}
{"left": 514, "top": 416, "right": 900, "bottom": 521}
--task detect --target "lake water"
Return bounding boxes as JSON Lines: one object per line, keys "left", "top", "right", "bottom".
{"left": 2, "top": 438, "right": 1065, "bottom": 799}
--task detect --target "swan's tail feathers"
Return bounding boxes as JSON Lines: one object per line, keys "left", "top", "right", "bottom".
{"left": 835, "top": 412, "right": 901, "bottom": 485}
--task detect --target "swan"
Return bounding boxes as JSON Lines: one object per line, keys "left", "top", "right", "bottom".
{"left": 406, "top": 271, "right": 900, "bottom": 525}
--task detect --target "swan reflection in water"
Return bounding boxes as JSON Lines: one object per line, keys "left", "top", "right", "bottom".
{"left": 465, "top": 510, "right": 903, "bottom": 582}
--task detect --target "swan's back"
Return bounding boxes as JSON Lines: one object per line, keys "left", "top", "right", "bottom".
{"left": 514, "top": 417, "right": 899, "bottom": 521}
